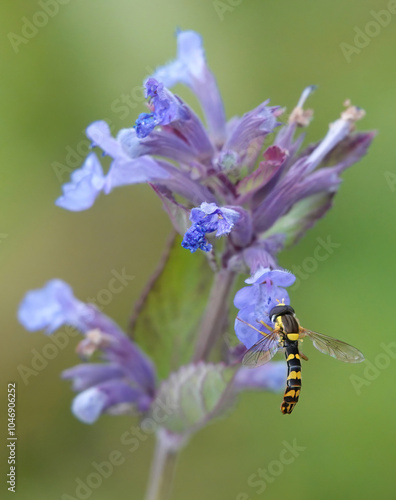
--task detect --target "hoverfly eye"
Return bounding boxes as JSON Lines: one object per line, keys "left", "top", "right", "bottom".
{"left": 271, "top": 315, "right": 276, "bottom": 323}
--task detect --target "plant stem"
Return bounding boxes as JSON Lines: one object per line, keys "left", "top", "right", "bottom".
{"left": 144, "top": 429, "right": 181, "bottom": 500}
{"left": 193, "top": 267, "right": 236, "bottom": 361}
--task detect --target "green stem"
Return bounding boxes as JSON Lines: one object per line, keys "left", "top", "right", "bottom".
{"left": 144, "top": 429, "right": 181, "bottom": 500}
{"left": 193, "top": 268, "right": 236, "bottom": 362}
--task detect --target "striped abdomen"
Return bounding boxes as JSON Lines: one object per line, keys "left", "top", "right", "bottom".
{"left": 281, "top": 342, "right": 301, "bottom": 414}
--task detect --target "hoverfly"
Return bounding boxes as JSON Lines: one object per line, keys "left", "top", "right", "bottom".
{"left": 238, "top": 303, "right": 364, "bottom": 414}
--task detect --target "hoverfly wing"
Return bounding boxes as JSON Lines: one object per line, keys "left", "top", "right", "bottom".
{"left": 301, "top": 329, "right": 365, "bottom": 363}
{"left": 242, "top": 334, "right": 280, "bottom": 368}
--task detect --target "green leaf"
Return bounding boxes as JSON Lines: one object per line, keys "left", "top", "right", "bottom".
{"left": 130, "top": 234, "right": 213, "bottom": 379}
{"left": 152, "top": 362, "right": 236, "bottom": 435}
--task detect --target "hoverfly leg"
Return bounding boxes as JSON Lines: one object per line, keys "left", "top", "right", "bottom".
{"left": 300, "top": 351, "right": 309, "bottom": 361}
{"left": 257, "top": 319, "right": 274, "bottom": 332}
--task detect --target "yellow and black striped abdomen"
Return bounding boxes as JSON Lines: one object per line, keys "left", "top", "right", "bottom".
{"left": 281, "top": 342, "right": 301, "bottom": 415}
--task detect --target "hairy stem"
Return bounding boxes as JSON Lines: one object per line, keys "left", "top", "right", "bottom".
{"left": 144, "top": 429, "right": 181, "bottom": 500}
{"left": 193, "top": 267, "right": 236, "bottom": 361}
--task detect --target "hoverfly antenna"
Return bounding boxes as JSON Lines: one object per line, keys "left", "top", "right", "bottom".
{"left": 276, "top": 298, "right": 286, "bottom": 305}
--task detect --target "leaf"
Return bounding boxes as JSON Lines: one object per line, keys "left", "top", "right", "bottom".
{"left": 152, "top": 362, "right": 236, "bottom": 435}
{"left": 130, "top": 234, "right": 213, "bottom": 379}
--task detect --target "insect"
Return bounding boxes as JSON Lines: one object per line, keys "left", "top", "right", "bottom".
{"left": 238, "top": 303, "right": 364, "bottom": 414}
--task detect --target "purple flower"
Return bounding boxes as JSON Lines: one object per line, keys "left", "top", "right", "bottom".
{"left": 69, "top": 380, "right": 151, "bottom": 424}
{"left": 18, "top": 280, "right": 88, "bottom": 333}
{"left": 18, "top": 280, "right": 156, "bottom": 423}
{"left": 152, "top": 30, "right": 226, "bottom": 143}
{"left": 234, "top": 268, "right": 296, "bottom": 349}
{"left": 56, "top": 30, "right": 373, "bottom": 268}
{"left": 135, "top": 79, "right": 190, "bottom": 138}
{"left": 56, "top": 122, "right": 170, "bottom": 211}
{"left": 181, "top": 202, "right": 240, "bottom": 253}
{"left": 55, "top": 154, "right": 105, "bottom": 211}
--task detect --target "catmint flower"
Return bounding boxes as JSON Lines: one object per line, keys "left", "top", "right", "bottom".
{"left": 55, "top": 153, "right": 105, "bottom": 212}
{"left": 234, "top": 268, "right": 296, "bottom": 349}
{"left": 18, "top": 33, "right": 374, "bottom": 499}
{"left": 56, "top": 122, "right": 170, "bottom": 211}
{"left": 56, "top": 29, "right": 373, "bottom": 271}
{"left": 152, "top": 30, "right": 226, "bottom": 144}
{"left": 18, "top": 280, "right": 156, "bottom": 423}
{"left": 181, "top": 202, "right": 240, "bottom": 253}
{"left": 135, "top": 78, "right": 190, "bottom": 138}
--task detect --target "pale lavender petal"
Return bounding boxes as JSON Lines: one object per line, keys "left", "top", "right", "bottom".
{"left": 234, "top": 306, "right": 267, "bottom": 349}
{"left": 62, "top": 363, "right": 124, "bottom": 392}
{"left": 152, "top": 30, "right": 226, "bottom": 143}
{"left": 118, "top": 127, "right": 197, "bottom": 164}
{"left": 157, "top": 161, "right": 217, "bottom": 206}
{"left": 18, "top": 280, "right": 88, "bottom": 333}
{"left": 55, "top": 153, "right": 105, "bottom": 211}
{"left": 304, "top": 104, "right": 366, "bottom": 174}
{"left": 87, "top": 120, "right": 170, "bottom": 192}
{"left": 246, "top": 268, "right": 296, "bottom": 287}
{"left": 223, "top": 102, "right": 279, "bottom": 159}
{"left": 241, "top": 238, "right": 285, "bottom": 273}
{"left": 87, "top": 121, "right": 120, "bottom": 158}
{"left": 228, "top": 207, "right": 253, "bottom": 248}
{"left": 104, "top": 155, "right": 169, "bottom": 192}
{"left": 233, "top": 286, "right": 256, "bottom": 309}
{"left": 71, "top": 381, "right": 143, "bottom": 424}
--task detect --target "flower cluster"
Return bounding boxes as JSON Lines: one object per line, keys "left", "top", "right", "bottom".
{"left": 18, "top": 30, "right": 374, "bottom": 426}
{"left": 18, "top": 280, "right": 156, "bottom": 423}
{"left": 55, "top": 31, "right": 373, "bottom": 273}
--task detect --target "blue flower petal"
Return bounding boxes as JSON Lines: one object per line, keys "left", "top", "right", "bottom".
{"left": 135, "top": 79, "right": 189, "bottom": 139}
{"left": 233, "top": 286, "right": 257, "bottom": 309}
{"left": 234, "top": 306, "right": 269, "bottom": 349}
{"left": 151, "top": 30, "right": 226, "bottom": 142}
{"left": 182, "top": 202, "right": 240, "bottom": 253}
{"left": 246, "top": 268, "right": 296, "bottom": 287}
{"left": 62, "top": 363, "right": 125, "bottom": 392}
{"left": 18, "top": 279, "right": 86, "bottom": 333}
{"left": 181, "top": 226, "right": 212, "bottom": 253}
{"left": 71, "top": 381, "right": 143, "bottom": 424}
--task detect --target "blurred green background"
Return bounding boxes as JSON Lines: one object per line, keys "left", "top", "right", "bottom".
{"left": 1, "top": 0, "right": 395, "bottom": 499}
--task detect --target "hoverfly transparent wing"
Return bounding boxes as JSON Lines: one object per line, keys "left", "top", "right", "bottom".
{"left": 236, "top": 317, "right": 281, "bottom": 367}
{"left": 242, "top": 334, "right": 281, "bottom": 367}
{"left": 300, "top": 328, "right": 365, "bottom": 363}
